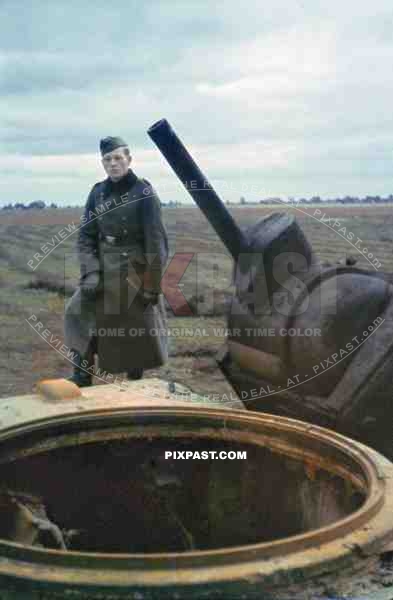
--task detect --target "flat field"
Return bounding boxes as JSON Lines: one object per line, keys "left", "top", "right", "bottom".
{"left": 1, "top": 204, "right": 392, "bottom": 399}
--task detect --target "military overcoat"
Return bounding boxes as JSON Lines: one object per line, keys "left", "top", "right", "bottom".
{"left": 64, "top": 170, "right": 168, "bottom": 373}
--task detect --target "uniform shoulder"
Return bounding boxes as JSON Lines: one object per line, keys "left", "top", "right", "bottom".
{"left": 137, "top": 178, "right": 160, "bottom": 198}
{"left": 90, "top": 179, "right": 108, "bottom": 193}
{"left": 136, "top": 177, "right": 152, "bottom": 192}
{"left": 82, "top": 180, "right": 108, "bottom": 210}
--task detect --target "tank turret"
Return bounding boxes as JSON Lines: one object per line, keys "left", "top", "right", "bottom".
{"left": 148, "top": 119, "right": 393, "bottom": 461}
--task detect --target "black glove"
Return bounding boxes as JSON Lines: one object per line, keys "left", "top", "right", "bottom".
{"left": 80, "top": 271, "right": 100, "bottom": 299}
{"left": 142, "top": 289, "right": 160, "bottom": 306}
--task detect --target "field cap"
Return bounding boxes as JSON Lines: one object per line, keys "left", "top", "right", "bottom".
{"left": 100, "top": 136, "right": 128, "bottom": 156}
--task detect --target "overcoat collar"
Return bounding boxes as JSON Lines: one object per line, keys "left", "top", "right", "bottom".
{"left": 102, "top": 169, "right": 138, "bottom": 199}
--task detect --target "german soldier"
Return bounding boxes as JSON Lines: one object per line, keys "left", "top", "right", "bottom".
{"left": 64, "top": 136, "right": 168, "bottom": 386}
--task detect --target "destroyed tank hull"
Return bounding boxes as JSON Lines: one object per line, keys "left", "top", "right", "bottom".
{"left": 148, "top": 119, "right": 393, "bottom": 461}
{"left": 0, "top": 382, "right": 392, "bottom": 598}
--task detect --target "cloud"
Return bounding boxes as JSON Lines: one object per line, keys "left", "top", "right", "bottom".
{"left": 0, "top": 0, "right": 392, "bottom": 204}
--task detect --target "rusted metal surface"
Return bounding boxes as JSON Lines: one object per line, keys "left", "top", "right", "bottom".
{"left": 148, "top": 119, "right": 393, "bottom": 465}
{"left": 0, "top": 386, "right": 391, "bottom": 598}
{"left": 37, "top": 378, "right": 83, "bottom": 401}
{"left": 228, "top": 340, "right": 284, "bottom": 381}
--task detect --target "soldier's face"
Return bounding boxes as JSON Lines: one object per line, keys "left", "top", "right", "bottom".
{"left": 102, "top": 148, "right": 131, "bottom": 182}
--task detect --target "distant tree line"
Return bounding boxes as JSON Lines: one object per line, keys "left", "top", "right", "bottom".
{"left": 160, "top": 200, "right": 182, "bottom": 207}
{"left": 2, "top": 195, "right": 393, "bottom": 210}
{"left": 252, "top": 195, "right": 393, "bottom": 205}
{"left": 1, "top": 200, "right": 183, "bottom": 210}
{"left": 1, "top": 201, "right": 58, "bottom": 210}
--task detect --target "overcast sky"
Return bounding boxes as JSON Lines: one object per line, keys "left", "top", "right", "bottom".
{"left": 1, "top": 0, "right": 392, "bottom": 205}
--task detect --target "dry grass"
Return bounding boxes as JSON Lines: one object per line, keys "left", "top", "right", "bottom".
{"left": 0, "top": 204, "right": 392, "bottom": 398}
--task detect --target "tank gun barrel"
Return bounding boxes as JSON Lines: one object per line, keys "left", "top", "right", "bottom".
{"left": 147, "top": 119, "right": 248, "bottom": 260}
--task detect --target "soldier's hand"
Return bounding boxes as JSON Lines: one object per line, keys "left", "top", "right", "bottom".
{"left": 80, "top": 271, "right": 100, "bottom": 299}
{"left": 142, "top": 289, "right": 160, "bottom": 306}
